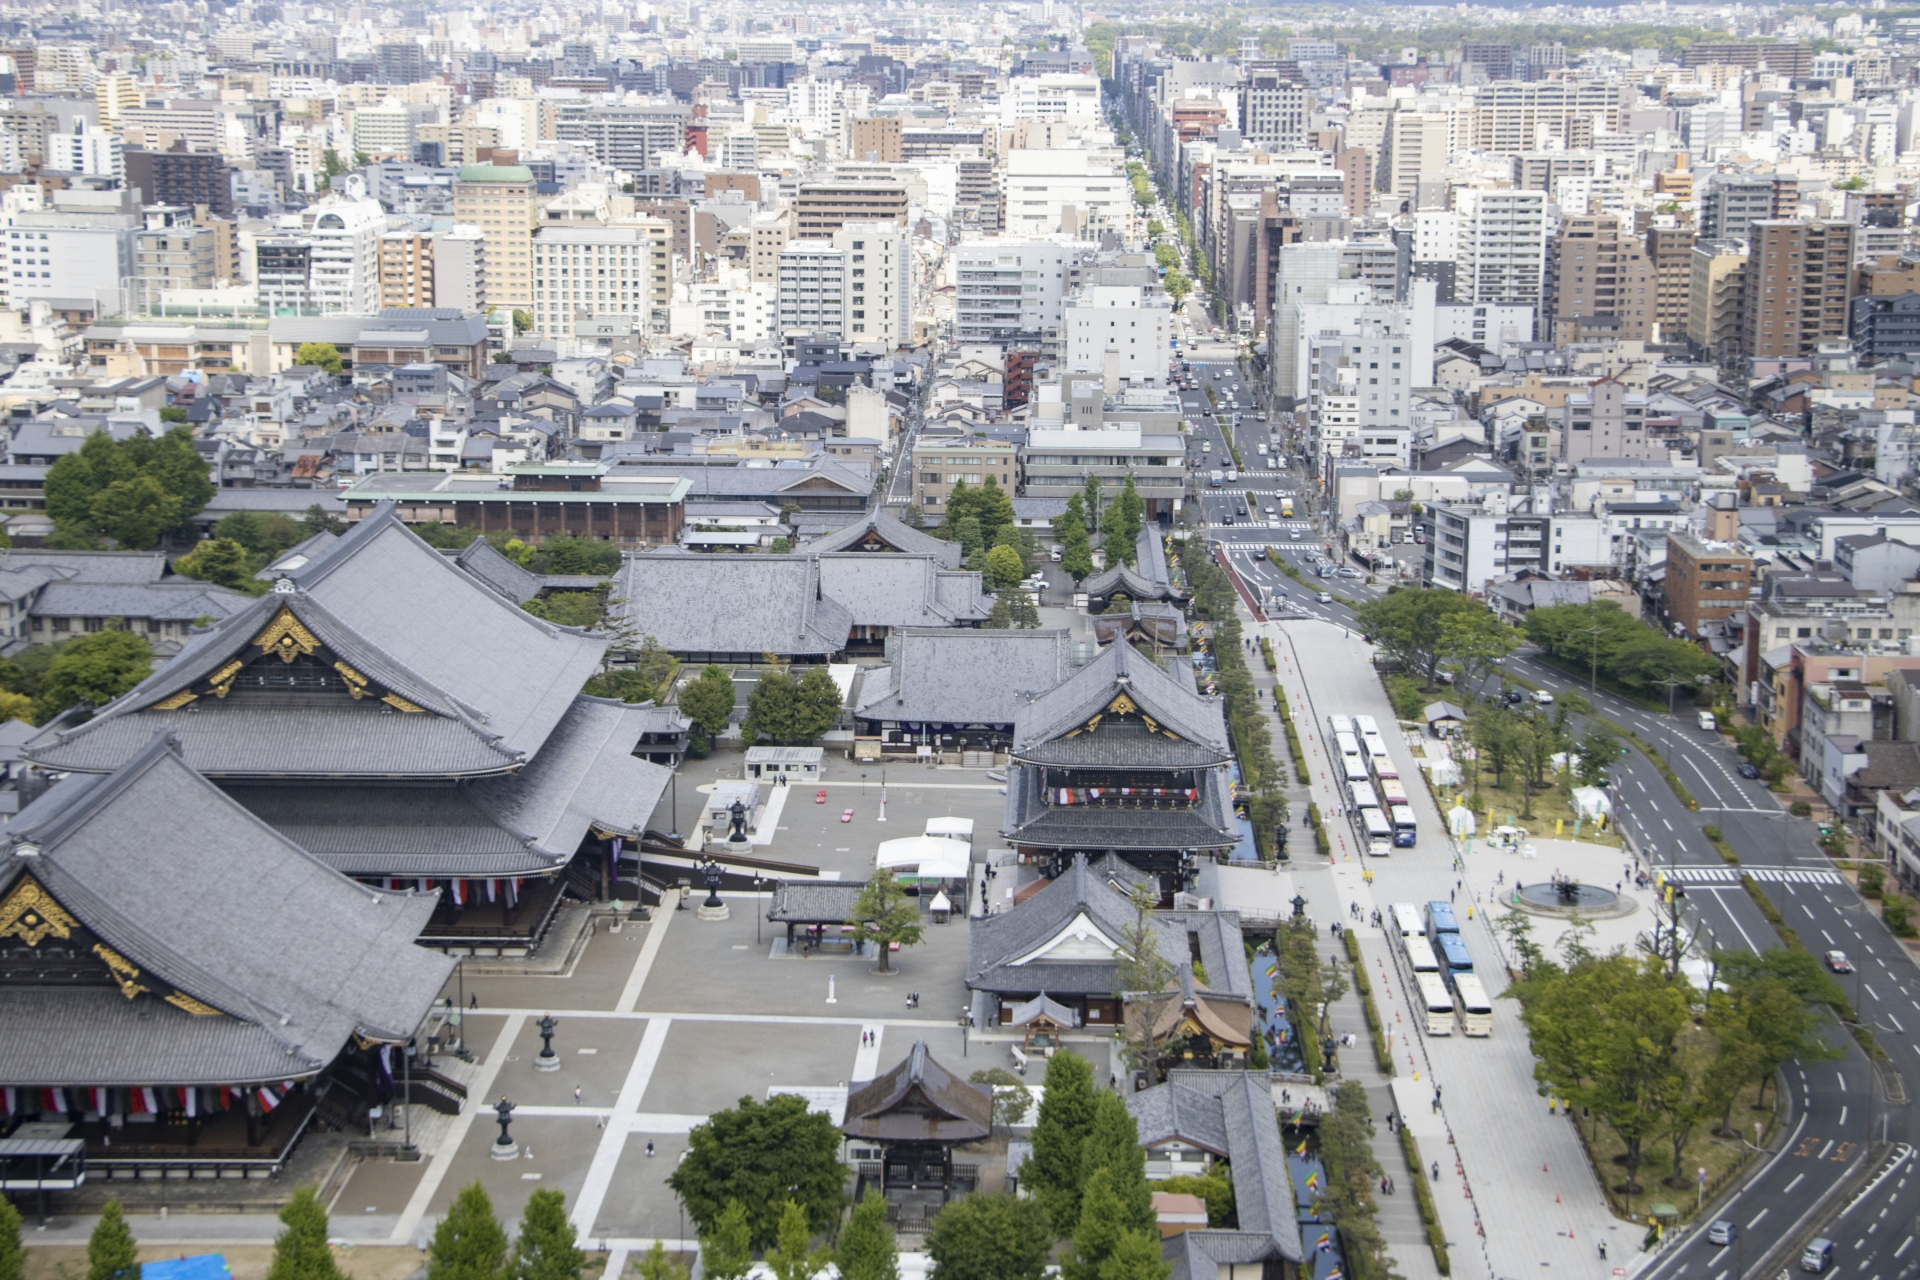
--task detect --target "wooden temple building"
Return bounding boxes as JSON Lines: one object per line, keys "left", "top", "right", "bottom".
{"left": 842, "top": 1041, "right": 990, "bottom": 1208}
{"left": 23, "top": 503, "right": 676, "bottom": 953}
{"left": 1002, "top": 639, "right": 1234, "bottom": 886}
{"left": 964, "top": 853, "right": 1255, "bottom": 1053}
{"left": 0, "top": 732, "right": 452, "bottom": 1177}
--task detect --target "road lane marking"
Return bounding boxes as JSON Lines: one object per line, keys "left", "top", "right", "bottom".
{"left": 1866, "top": 984, "right": 1880, "bottom": 1002}
{"left": 1749, "top": 1208, "right": 1770, "bottom": 1228}
{"left": 1894, "top": 1237, "right": 1912, "bottom": 1258}
{"left": 1839, "top": 1073, "right": 1850, "bottom": 1091}
{"left": 1842, "top": 1106, "right": 1849, "bottom": 1126}
{"left": 1888, "top": 1015, "right": 1903, "bottom": 1033}
{"left": 1786, "top": 1173, "right": 1806, "bottom": 1192}
{"left": 1826, "top": 930, "right": 1839, "bottom": 944}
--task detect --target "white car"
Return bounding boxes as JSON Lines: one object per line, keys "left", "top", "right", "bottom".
{"left": 1533, "top": 689, "right": 1555, "bottom": 705}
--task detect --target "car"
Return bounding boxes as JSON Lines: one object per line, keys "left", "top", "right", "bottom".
{"left": 1503, "top": 689, "right": 1527, "bottom": 706}
{"left": 1222, "top": 515, "right": 1234, "bottom": 525}
{"left": 1413, "top": 529, "right": 1426, "bottom": 543}
{"left": 1533, "top": 689, "right": 1555, "bottom": 705}
{"left": 1316, "top": 591, "right": 1333, "bottom": 604}
{"left": 1738, "top": 761, "right": 1761, "bottom": 778}
{"left": 1802, "top": 1240, "right": 1835, "bottom": 1273}
{"left": 1708, "top": 1221, "right": 1738, "bottom": 1247}
{"left": 1050, "top": 546, "right": 1063, "bottom": 562}
{"left": 1825, "top": 950, "right": 1853, "bottom": 974}
{"left": 1264, "top": 505, "right": 1276, "bottom": 515}
{"left": 1336, "top": 566, "right": 1360, "bottom": 578}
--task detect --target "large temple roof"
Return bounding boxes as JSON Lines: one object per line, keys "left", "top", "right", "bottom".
{"left": 1010, "top": 639, "right": 1228, "bottom": 764}
{"left": 0, "top": 733, "right": 452, "bottom": 1086}
{"left": 26, "top": 505, "right": 608, "bottom": 779}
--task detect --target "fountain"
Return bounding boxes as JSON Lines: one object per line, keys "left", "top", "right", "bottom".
{"left": 1512, "top": 872, "right": 1633, "bottom": 918}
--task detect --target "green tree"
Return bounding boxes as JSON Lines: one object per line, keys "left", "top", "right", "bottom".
{"left": 1077, "top": 1092, "right": 1153, "bottom": 1236}
{"left": 36, "top": 631, "right": 153, "bottom": 723}
{"left": 86, "top": 1202, "right": 139, "bottom": 1280}
{"left": 1114, "top": 881, "right": 1176, "bottom": 1076}
{"left": 968, "top": 1068, "right": 1032, "bottom": 1130}
{"left": 1106, "top": 476, "right": 1144, "bottom": 566}
{"left": 985, "top": 544, "right": 1025, "bottom": 590}
{"left": 44, "top": 427, "right": 212, "bottom": 547}
{"left": 1021, "top": 1050, "right": 1098, "bottom": 1234}
{"left": 1095, "top": 1229, "right": 1169, "bottom": 1280}
{"left": 1576, "top": 724, "right": 1618, "bottom": 787}
{"left": 850, "top": 873, "right": 924, "bottom": 973}
{"left": 512, "top": 1189, "right": 583, "bottom": 1280}
{"left": 668, "top": 1094, "right": 847, "bottom": 1249}
{"left": 1155, "top": 1171, "right": 1233, "bottom": 1227}
{"left": 295, "top": 342, "right": 344, "bottom": 374}
{"left": 1081, "top": 475, "right": 1103, "bottom": 535}
{"left": 1713, "top": 949, "right": 1843, "bottom": 1114}
{"left": 266, "top": 1186, "right": 346, "bottom": 1280}
{"left": 0, "top": 1196, "right": 19, "bottom": 1280}
{"left": 764, "top": 1201, "right": 832, "bottom": 1280}
{"left": 524, "top": 590, "right": 611, "bottom": 630}
{"left": 698, "top": 1201, "right": 753, "bottom": 1280}
{"left": 91, "top": 473, "right": 180, "bottom": 549}
{"left": 1063, "top": 1167, "right": 1128, "bottom": 1280}
{"left": 1520, "top": 954, "right": 1691, "bottom": 1193}
{"left": 174, "top": 538, "right": 266, "bottom": 593}
{"left": 1436, "top": 607, "right": 1520, "bottom": 690}
{"left": 1353, "top": 588, "right": 1482, "bottom": 686}
{"left": 428, "top": 1183, "right": 509, "bottom": 1280}
{"left": 836, "top": 1192, "right": 898, "bottom": 1280}
{"left": 634, "top": 1241, "right": 683, "bottom": 1280}
{"left": 679, "top": 664, "right": 737, "bottom": 754}
{"left": 513, "top": 310, "right": 534, "bottom": 334}
{"left": 769, "top": 537, "right": 792, "bottom": 554}
{"left": 925, "top": 1196, "right": 1052, "bottom": 1280}
{"left": 1314, "top": 1082, "right": 1388, "bottom": 1280}
{"left": 743, "top": 665, "right": 841, "bottom": 745}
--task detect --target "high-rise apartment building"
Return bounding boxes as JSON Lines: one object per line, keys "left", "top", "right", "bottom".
{"left": 1697, "top": 174, "right": 1779, "bottom": 242}
{"left": 1468, "top": 82, "right": 1633, "bottom": 151}
{"left": 849, "top": 116, "right": 903, "bottom": 163}
{"left": 44, "top": 123, "right": 123, "bottom": 182}
{"left": 1687, "top": 240, "right": 1748, "bottom": 363}
{"left": 454, "top": 163, "right": 537, "bottom": 310}
{"left": 571, "top": 103, "right": 691, "bottom": 170}
{"left": 307, "top": 186, "right": 387, "bottom": 314}
{"left": 1062, "top": 281, "right": 1173, "bottom": 382}
{"left": 378, "top": 229, "right": 437, "bottom": 309}
{"left": 256, "top": 236, "right": 313, "bottom": 313}
{"left": 1559, "top": 375, "right": 1647, "bottom": 464}
{"left": 1645, "top": 225, "right": 1696, "bottom": 343}
{"left": 749, "top": 209, "right": 795, "bottom": 284}
{"left": 133, "top": 205, "right": 217, "bottom": 307}
{"left": 776, "top": 241, "right": 848, "bottom": 337}
{"left": 432, "top": 227, "right": 487, "bottom": 313}
{"left": 836, "top": 221, "right": 911, "bottom": 348}
{"left": 1454, "top": 187, "right": 1547, "bottom": 309}
{"left": 1742, "top": 220, "right": 1854, "bottom": 360}
{"left": 1543, "top": 213, "right": 1654, "bottom": 342}
{"left": 124, "top": 145, "right": 234, "bottom": 218}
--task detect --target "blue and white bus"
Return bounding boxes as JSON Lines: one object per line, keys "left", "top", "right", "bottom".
{"left": 1435, "top": 932, "right": 1473, "bottom": 975}
{"left": 1426, "top": 902, "right": 1459, "bottom": 939}
{"left": 1389, "top": 805, "right": 1417, "bottom": 847}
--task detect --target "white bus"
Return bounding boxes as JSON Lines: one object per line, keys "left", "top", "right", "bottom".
{"left": 1403, "top": 934, "right": 1441, "bottom": 973}
{"left": 1349, "top": 782, "right": 1380, "bottom": 811}
{"left": 1343, "top": 754, "right": 1371, "bottom": 784}
{"left": 1453, "top": 973, "right": 1494, "bottom": 1037}
{"left": 1328, "top": 715, "right": 1354, "bottom": 738}
{"left": 1363, "top": 732, "right": 1389, "bottom": 761}
{"left": 1354, "top": 715, "right": 1380, "bottom": 736}
{"left": 1389, "top": 805, "right": 1418, "bottom": 847}
{"left": 1362, "top": 807, "right": 1394, "bottom": 854}
{"left": 1391, "top": 903, "right": 1423, "bottom": 939}
{"left": 1416, "top": 972, "right": 1457, "bottom": 1035}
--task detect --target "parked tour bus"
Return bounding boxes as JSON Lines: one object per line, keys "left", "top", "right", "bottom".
{"left": 1389, "top": 805, "right": 1418, "bottom": 847}
{"left": 1354, "top": 715, "right": 1380, "bottom": 736}
{"left": 1403, "top": 934, "right": 1441, "bottom": 973}
{"left": 1435, "top": 932, "right": 1473, "bottom": 974}
{"left": 1379, "top": 777, "right": 1410, "bottom": 808}
{"left": 1416, "top": 972, "right": 1457, "bottom": 1035}
{"left": 1362, "top": 733, "right": 1390, "bottom": 766}
{"left": 1362, "top": 807, "right": 1393, "bottom": 855}
{"left": 1390, "top": 903, "right": 1423, "bottom": 938}
{"left": 1453, "top": 973, "right": 1494, "bottom": 1036}
{"left": 1328, "top": 715, "right": 1354, "bottom": 737}
{"left": 1349, "top": 781, "right": 1380, "bottom": 812}
{"left": 1426, "top": 902, "right": 1460, "bottom": 939}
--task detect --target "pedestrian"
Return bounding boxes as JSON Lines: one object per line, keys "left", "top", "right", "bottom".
{"left": 646, "top": 1141, "right": 655, "bottom": 1157}
{"left": 470, "top": 993, "right": 478, "bottom": 1009}
{"left": 1598, "top": 1242, "right": 1607, "bottom": 1261}
{"left": 573, "top": 1086, "right": 582, "bottom": 1104}
{"left": 1431, "top": 1161, "right": 1440, "bottom": 1180}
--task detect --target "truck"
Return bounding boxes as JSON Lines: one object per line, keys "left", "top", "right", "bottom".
{"left": 1697, "top": 711, "right": 1717, "bottom": 731}
{"left": 1280, "top": 497, "right": 1295, "bottom": 517}
{"left": 1209, "top": 470, "right": 1224, "bottom": 487}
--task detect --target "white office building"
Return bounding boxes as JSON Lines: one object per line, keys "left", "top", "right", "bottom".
{"left": 953, "top": 239, "right": 1075, "bottom": 344}
{"left": 44, "top": 123, "right": 123, "bottom": 182}
{"left": 777, "top": 241, "right": 848, "bottom": 337}
{"left": 307, "top": 182, "right": 387, "bottom": 314}
{"left": 1001, "top": 149, "right": 1128, "bottom": 241}
{"left": 1062, "top": 281, "right": 1173, "bottom": 383}
{"left": 532, "top": 223, "right": 660, "bottom": 339}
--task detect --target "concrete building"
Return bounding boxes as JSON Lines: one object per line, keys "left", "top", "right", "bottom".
{"left": 1000, "top": 149, "right": 1127, "bottom": 241}
{"left": 1698, "top": 173, "right": 1779, "bottom": 242}
{"left": 1687, "top": 240, "right": 1748, "bottom": 363}
{"left": 532, "top": 222, "right": 667, "bottom": 339}
{"left": 132, "top": 204, "right": 217, "bottom": 304}
{"left": 849, "top": 116, "right": 903, "bottom": 164}
{"left": 44, "top": 122, "right": 122, "bottom": 181}
{"left": 794, "top": 179, "right": 908, "bottom": 238}
{"left": 913, "top": 437, "right": 1019, "bottom": 517}
{"left": 1743, "top": 221, "right": 1854, "bottom": 360}
{"left": 1062, "top": 281, "right": 1173, "bottom": 383}
{"left": 1544, "top": 212, "right": 1654, "bottom": 342}
{"left": 1666, "top": 527, "right": 1754, "bottom": 642}
{"left": 307, "top": 184, "right": 387, "bottom": 315}
{"left": 1240, "top": 74, "right": 1310, "bottom": 149}
{"left": 378, "top": 228, "right": 436, "bottom": 309}
{"left": 1455, "top": 187, "right": 1546, "bottom": 309}
{"left": 454, "top": 163, "right": 536, "bottom": 310}
{"left": 1560, "top": 376, "right": 1647, "bottom": 464}
{"left": 777, "top": 241, "right": 849, "bottom": 338}
{"left": 953, "top": 239, "right": 1075, "bottom": 345}
{"left": 837, "top": 221, "right": 911, "bottom": 348}
{"left": 1645, "top": 225, "right": 1695, "bottom": 344}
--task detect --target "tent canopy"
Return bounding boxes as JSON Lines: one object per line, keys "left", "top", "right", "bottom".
{"left": 876, "top": 835, "right": 971, "bottom": 878}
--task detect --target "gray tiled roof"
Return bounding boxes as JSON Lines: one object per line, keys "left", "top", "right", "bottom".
{"left": 814, "top": 554, "right": 992, "bottom": 628}
{"left": 0, "top": 549, "right": 167, "bottom": 584}
{"left": 767, "top": 879, "right": 870, "bottom": 923}
{"left": 454, "top": 538, "right": 543, "bottom": 604}
{"left": 615, "top": 553, "right": 853, "bottom": 656}
{"left": 0, "top": 733, "right": 452, "bottom": 1086}
{"left": 1012, "top": 639, "right": 1228, "bottom": 759}
{"left": 800, "top": 510, "right": 963, "bottom": 568}
{"left": 842, "top": 1041, "right": 991, "bottom": 1142}
{"left": 853, "top": 628, "right": 1072, "bottom": 726}
{"left": 31, "top": 581, "right": 253, "bottom": 622}
{"left": 1002, "top": 764, "right": 1236, "bottom": 851}
{"left": 1133, "top": 1071, "right": 1302, "bottom": 1266}
{"left": 966, "top": 853, "right": 1170, "bottom": 997}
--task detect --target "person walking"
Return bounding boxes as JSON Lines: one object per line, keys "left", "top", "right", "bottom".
{"left": 645, "top": 1141, "right": 655, "bottom": 1157}
{"left": 1431, "top": 1161, "right": 1440, "bottom": 1180}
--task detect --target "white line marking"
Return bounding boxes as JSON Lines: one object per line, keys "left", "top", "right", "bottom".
{"left": 571, "top": 1017, "right": 674, "bottom": 1238}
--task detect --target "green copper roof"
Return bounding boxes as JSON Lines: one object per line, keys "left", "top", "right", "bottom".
{"left": 457, "top": 164, "right": 533, "bottom": 182}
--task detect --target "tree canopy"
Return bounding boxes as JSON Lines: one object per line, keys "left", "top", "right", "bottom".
{"left": 267, "top": 1186, "right": 347, "bottom": 1280}
{"left": 1020, "top": 1050, "right": 1099, "bottom": 1234}
{"left": 850, "top": 874, "right": 924, "bottom": 973}
{"left": 45, "top": 427, "right": 214, "bottom": 549}
{"left": 512, "top": 1189, "right": 585, "bottom": 1280}
{"left": 698, "top": 1201, "right": 753, "bottom": 1280}
{"left": 743, "top": 665, "right": 841, "bottom": 745}
{"left": 86, "top": 1201, "right": 139, "bottom": 1280}
{"left": 1526, "top": 601, "right": 1720, "bottom": 695}
{"left": 678, "top": 664, "right": 737, "bottom": 755}
{"left": 294, "top": 342, "right": 343, "bottom": 375}
{"left": 0, "top": 1195, "right": 19, "bottom": 1280}
{"left": 1351, "top": 588, "right": 1485, "bottom": 686}
{"left": 926, "top": 1195, "right": 1052, "bottom": 1280}
{"left": 836, "top": 1192, "right": 899, "bottom": 1280}
{"left": 428, "top": 1183, "right": 510, "bottom": 1280}
{"left": 36, "top": 630, "right": 153, "bottom": 723}
{"left": 668, "top": 1093, "right": 848, "bottom": 1249}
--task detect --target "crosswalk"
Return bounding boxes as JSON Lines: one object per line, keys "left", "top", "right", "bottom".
{"left": 1663, "top": 865, "right": 1844, "bottom": 885}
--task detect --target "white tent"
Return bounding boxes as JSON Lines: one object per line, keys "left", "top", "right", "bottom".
{"left": 875, "top": 835, "right": 971, "bottom": 879}
{"left": 1571, "top": 786, "right": 1613, "bottom": 819}
{"left": 1448, "top": 805, "right": 1476, "bottom": 838}
{"left": 925, "top": 817, "right": 975, "bottom": 847}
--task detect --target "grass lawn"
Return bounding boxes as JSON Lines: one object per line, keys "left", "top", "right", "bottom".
{"left": 1571, "top": 1079, "right": 1782, "bottom": 1226}
{"left": 1453, "top": 769, "right": 1622, "bottom": 848}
